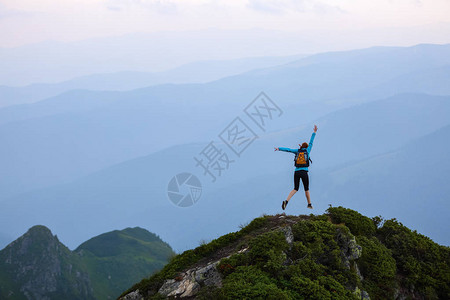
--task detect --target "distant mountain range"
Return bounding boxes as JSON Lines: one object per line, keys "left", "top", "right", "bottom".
{"left": 0, "top": 226, "right": 174, "bottom": 300}
{"left": 0, "top": 54, "right": 305, "bottom": 108}
{"left": 1, "top": 43, "right": 449, "bottom": 255}
{"left": 2, "top": 93, "right": 449, "bottom": 252}
{"left": 1, "top": 44, "right": 449, "bottom": 200}
{"left": 1, "top": 26, "right": 449, "bottom": 86}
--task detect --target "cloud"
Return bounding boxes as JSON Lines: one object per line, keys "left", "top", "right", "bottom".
{"left": 246, "top": 0, "right": 290, "bottom": 14}
{"left": 311, "top": 2, "right": 345, "bottom": 14}
{"left": 105, "top": 0, "right": 178, "bottom": 14}
{"left": 246, "top": 0, "right": 344, "bottom": 15}
{"left": 107, "top": 5, "right": 123, "bottom": 11}
{"left": 0, "top": 2, "right": 31, "bottom": 19}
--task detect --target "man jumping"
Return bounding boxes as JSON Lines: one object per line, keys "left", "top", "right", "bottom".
{"left": 275, "top": 125, "right": 318, "bottom": 210}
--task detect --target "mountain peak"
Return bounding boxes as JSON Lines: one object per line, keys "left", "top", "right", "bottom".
{"left": 75, "top": 226, "right": 171, "bottom": 259}
{"left": 25, "top": 224, "right": 54, "bottom": 238}
{"left": 0, "top": 225, "right": 94, "bottom": 300}
{"left": 121, "top": 207, "right": 450, "bottom": 300}
{"left": 7, "top": 225, "right": 60, "bottom": 257}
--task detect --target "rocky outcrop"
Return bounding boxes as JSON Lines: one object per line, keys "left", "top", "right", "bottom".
{"left": 337, "top": 229, "right": 362, "bottom": 269}
{"left": 120, "top": 289, "right": 144, "bottom": 300}
{"left": 279, "top": 225, "right": 294, "bottom": 246}
{"left": 336, "top": 229, "right": 370, "bottom": 300}
{"left": 122, "top": 260, "right": 224, "bottom": 299}
{"left": 354, "top": 287, "right": 371, "bottom": 300}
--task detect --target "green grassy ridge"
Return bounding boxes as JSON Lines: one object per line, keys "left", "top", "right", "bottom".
{"left": 122, "top": 208, "right": 450, "bottom": 300}
{"left": 76, "top": 227, "right": 172, "bottom": 261}
{"left": 80, "top": 251, "right": 168, "bottom": 299}
{"left": 76, "top": 227, "right": 175, "bottom": 299}
{"left": 0, "top": 226, "right": 175, "bottom": 300}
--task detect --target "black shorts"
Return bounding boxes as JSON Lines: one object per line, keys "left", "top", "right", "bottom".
{"left": 294, "top": 170, "right": 309, "bottom": 191}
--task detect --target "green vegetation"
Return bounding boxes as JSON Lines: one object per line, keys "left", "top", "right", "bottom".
{"left": 327, "top": 207, "right": 376, "bottom": 237}
{"left": 378, "top": 219, "right": 450, "bottom": 299}
{"left": 216, "top": 221, "right": 358, "bottom": 300}
{"left": 356, "top": 236, "right": 397, "bottom": 298}
{"left": 123, "top": 208, "right": 450, "bottom": 300}
{"left": 75, "top": 227, "right": 174, "bottom": 300}
{"left": 0, "top": 226, "right": 174, "bottom": 300}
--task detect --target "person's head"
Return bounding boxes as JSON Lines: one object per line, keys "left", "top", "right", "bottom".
{"left": 299, "top": 142, "right": 308, "bottom": 149}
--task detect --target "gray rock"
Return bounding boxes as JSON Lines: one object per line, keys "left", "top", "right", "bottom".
{"left": 195, "top": 261, "right": 222, "bottom": 287}
{"left": 354, "top": 286, "right": 371, "bottom": 300}
{"left": 158, "top": 260, "right": 223, "bottom": 298}
{"left": 280, "top": 226, "right": 294, "bottom": 245}
{"left": 337, "top": 230, "right": 362, "bottom": 269}
{"left": 361, "top": 290, "right": 370, "bottom": 300}
{"left": 354, "top": 261, "right": 364, "bottom": 281}
{"left": 347, "top": 237, "right": 362, "bottom": 260}
{"left": 158, "top": 271, "right": 200, "bottom": 298}
{"left": 120, "top": 290, "right": 144, "bottom": 300}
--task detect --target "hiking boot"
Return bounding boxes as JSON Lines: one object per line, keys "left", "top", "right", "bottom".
{"left": 282, "top": 200, "right": 288, "bottom": 210}
{"left": 307, "top": 203, "right": 313, "bottom": 209}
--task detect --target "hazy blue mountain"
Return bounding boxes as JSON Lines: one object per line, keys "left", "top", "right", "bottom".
{"left": 1, "top": 93, "right": 449, "bottom": 251}
{"left": 2, "top": 44, "right": 449, "bottom": 127}
{"left": 2, "top": 92, "right": 445, "bottom": 200}
{"left": 0, "top": 29, "right": 319, "bottom": 86}
{"left": 2, "top": 26, "right": 448, "bottom": 86}
{"left": 0, "top": 89, "right": 121, "bottom": 126}
{"left": 0, "top": 225, "right": 174, "bottom": 300}
{"left": 0, "top": 54, "right": 305, "bottom": 108}
{"left": 217, "top": 43, "right": 450, "bottom": 105}
{"left": 0, "top": 83, "right": 246, "bottom": 199}
{"left": 1, "top": 44, "right": 449, "bottom": 199}
{"left": 350, "top": 65, "right": 450, "bottom": 101}
{"left": 2, "top": 43, "right": 449, "bottom": 112}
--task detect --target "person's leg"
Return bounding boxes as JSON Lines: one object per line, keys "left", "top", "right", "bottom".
{"left": 300, "top": 171, "right": 311, "bottom": 206}
{"left": 283, "top": 171, "right": 299, "bottom": 210}
{"left": 305, "top": 190, "right": 311, "bottom": 205}
{"left": 287, "top": 189, "right": 297, "bottom": 202}
{"left": 288, "top": 171, "right": 300, "bottom": 203}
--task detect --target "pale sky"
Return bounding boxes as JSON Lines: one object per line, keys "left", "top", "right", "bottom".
{"left": 1, "top": 0, "right": 450, "bottom": 48}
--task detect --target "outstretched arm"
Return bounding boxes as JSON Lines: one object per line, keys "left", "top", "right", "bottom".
{"left": 275, "top": 147, "right": 297, "bottom": 153}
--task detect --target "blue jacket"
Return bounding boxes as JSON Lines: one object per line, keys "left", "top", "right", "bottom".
{"left": 279, "top": 132, "right": 316, "bottom": 171}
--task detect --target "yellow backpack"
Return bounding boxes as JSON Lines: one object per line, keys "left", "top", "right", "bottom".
{"left": 294, "top": 149, "right": 311, "bottom": 168}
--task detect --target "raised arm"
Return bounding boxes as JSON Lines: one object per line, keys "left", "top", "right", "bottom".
{"left": 307, "top": 125, "right": 318, "bottom": 153}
